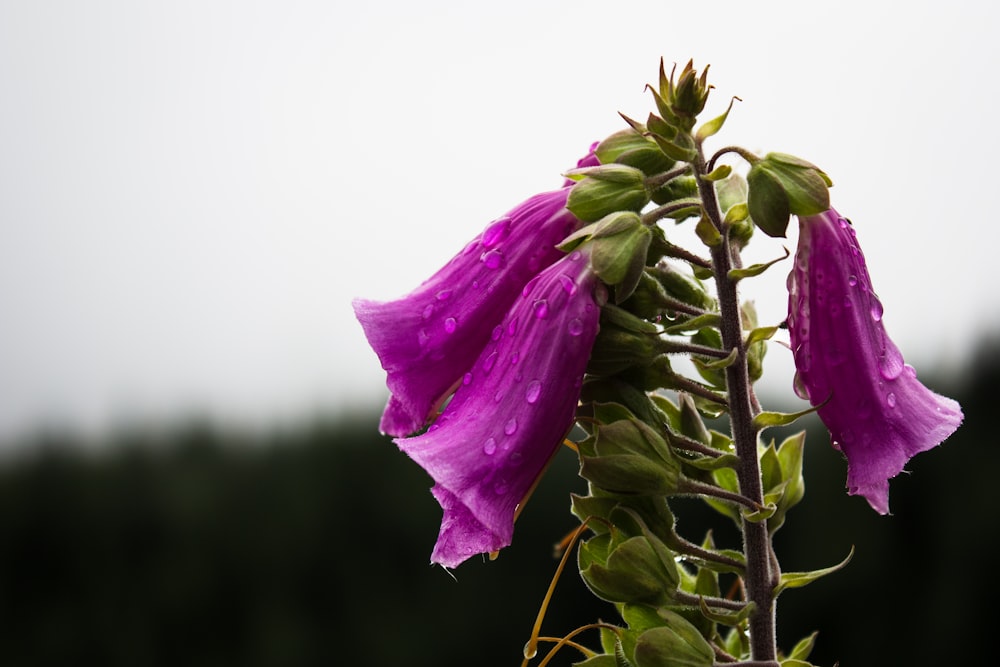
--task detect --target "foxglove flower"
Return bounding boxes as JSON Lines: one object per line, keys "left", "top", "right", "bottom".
{"left": 787, "top": 208, "right": 963, "bottom": 513}
{"left": 353, "top": 187, "right": 583, "bottom": 436}
{"left": 396, "top": 248, "right": 603, "bottom": 567}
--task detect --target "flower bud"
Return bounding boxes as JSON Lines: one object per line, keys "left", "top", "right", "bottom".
{"left": 566, "top": 164, "right": 651, "bottom": 222}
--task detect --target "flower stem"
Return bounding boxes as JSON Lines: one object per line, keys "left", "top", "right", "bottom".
{"left": 694, "top": 151, "right": 778, "bottom": 662}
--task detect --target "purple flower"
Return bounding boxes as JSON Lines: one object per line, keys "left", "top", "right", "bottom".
{"left": 353, "top": 188, "right": 582, "bottom": 436}
{"left": 396, "top": 249, "right": 604, "bottom": 567}
{"left": 787, "top": 208, "right": 963, "bottom": 514}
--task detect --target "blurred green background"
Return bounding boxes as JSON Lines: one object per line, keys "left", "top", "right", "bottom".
{"left": 0, "top": 347, "right": 993, "bottom": 667}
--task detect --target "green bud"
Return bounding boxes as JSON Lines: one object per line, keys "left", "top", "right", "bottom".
{"left": 747, "top": 164, "right": 791, "bottom": 237}
{"left": 588, "top": 212, "right": 653, "bottom": 302}
{"left": 764, "top": 152, "right": 831, "bottom": 215}
{"left": 567, "top": 164, "right": 651, "bottom": 222}
{"left": 632, "top": 611, "right": 715, "bottom": 667}
{"left": 651, "top": 174, "right": 699, "bottom": 207}
{"left": 648, "top": 264, "right": 715, "bottom": 311}
{"left": 595, "top": 127, "right": 677, "bottom": 175}
{"left": 580, "top": 453, "right": 679, "bottom": 496}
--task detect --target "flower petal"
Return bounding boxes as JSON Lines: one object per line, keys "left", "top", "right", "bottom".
{"left": 396, "top": 249, "right": 603, "bottom": 567}
{"left": 788, "top": 209, "right": 963, "bottom": 513}
{"left": 353, "top": 188, "right": 581, "bottom": 436}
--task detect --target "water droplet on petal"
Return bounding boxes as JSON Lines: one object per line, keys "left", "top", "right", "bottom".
{"left": 877, "top": 350, "right": 904, "bottom": 380}
{"left": 444, "top": 317, "right": 457, "bottom": 333}
{"left": 510, "top": 352, "right": 519, "bottom": 364}
{"left": 792, "top": 371, "right": 810, "bottom": 400}
{"left": 422, "top": 304, "right": 434, "bottom": 319}
{"left": 904, "top": 363, "right": 917, "bottom": 378}
{"left": 869, "top": 296, "right": 884, "bottom": 322}
{"left": 570, "top": 251, "right": 581, "bottom": 261}
{"left": 533, "top": 299, "right": 549, "bottom": 319}
{"left": 417, "top": 329, "right": 430, "bottom": 346}
{"left": 436, "top": 290, "right": 452, "bottom": 301}
{"left": 848, "top": 275, "right": 858, "bottom": 287}
{"left": 463, "top": 372, "right": 473, "bottom": 386}
{"left": 491, "top": 324, "right": 503, "bottom": 341}
{"left": 482, "top": 217, "right": 511, "bottom": 248}
{"left": 507, "top": 319, "right": 518, "bottom": 337}
{"left": 525, "top": 380, "right": 541, "bottom": 403}
{"left": 483, "top": 350, "right": 498, "bottom": 373}
{"left": 481, "top": 248, "right": 505, "bottom": 269}
{"left": 558, "top": 274, "right": 577, "bottom": 295}
{"left": 494, "top": 389, "right": 504, "bottom": 403}
{"left": 886, "top": 392, "right": 897, "bottom": 408}
{"left": 483, "top": 438, "right": 497, "bottom": 455}
{"left": 493, "top": 480, "right": 509, "bottom": 495}
{"left": 568, "top": 318, "right": 583, "bottom": 336}
{"left": 509, "top": 452, "right": 523, "bottom": 465}
{"left": 838, "top": 217, "right": 849, "bottom": 228}
{"left": 504, "top": 418, "right": 518, "bottom": 435}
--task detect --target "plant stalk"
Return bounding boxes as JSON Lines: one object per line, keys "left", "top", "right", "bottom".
{"left": 694, "top": 152, "right": 778, "bottom": 663}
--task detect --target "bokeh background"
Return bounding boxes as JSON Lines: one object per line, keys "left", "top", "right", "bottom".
{"left": 1, "top": 1, "right": 996, "bottom": 665}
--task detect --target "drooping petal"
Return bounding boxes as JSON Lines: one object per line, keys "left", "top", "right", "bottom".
{"left": 353, "top": 188, "right": 581, "bottom": 436}
{"left": 396, "top": 249, "right": 603, "bottom": 567}
{"left": 787, "top": 208, "right": 963, "bottom": 513}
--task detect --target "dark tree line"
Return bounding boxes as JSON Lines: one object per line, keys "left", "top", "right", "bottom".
{"left": 0, "top": 348, "right": 994, "bottom": 666}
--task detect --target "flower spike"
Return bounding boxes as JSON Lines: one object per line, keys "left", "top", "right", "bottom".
{"left": 787, "top": 209, "right": 963, "bottom": 513}
{"left": 396, "top": 248, "right": 605, "bottom": 567}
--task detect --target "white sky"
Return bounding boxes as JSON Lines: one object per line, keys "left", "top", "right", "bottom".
{"left": 0, "top": 0, "right": 996, "bottom": 441}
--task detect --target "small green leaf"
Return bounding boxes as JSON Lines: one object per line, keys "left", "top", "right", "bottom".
{"left": 776, "top": 547, "right": 855, "bottom": 596}
{"left": 727, "top": 247, "right": 790, "bottom": 281}
{"left": 695, "top": 95, "right": 740, "bottom": 143}
{"left": 723, "top": 202, "right": 749, "bottom": 224}
{"left": 745, "top": 325, "right": 779, "bottom": 346}
{"left": 787, "top": 631, "right": 818, "bottom": 661}
{"left": 692, "top": 346, "right": 738, "bottom": 372}
{"left": 701, "top": 164, "right": 732, "bottom": 181}
{"left": 661, "top": 313, "right": 721, "bottom": 335}
{"left": 694, "top": 213, "right": 722, "bottom": 247}
{"left": 751, "top": 402, "right": 823, "bottom": 430}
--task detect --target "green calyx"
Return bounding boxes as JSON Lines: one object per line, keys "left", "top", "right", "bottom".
{"left": 566, "top": 164, "right": 652, "bottom": 222}
{"left": 561, "top": 211, "right": 652, "bottom": 302}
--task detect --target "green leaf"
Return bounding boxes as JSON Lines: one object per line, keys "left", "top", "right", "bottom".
{"left": 775, "top": 547, "right": 855, "bottom": 596}
{"left": 701, "top": 164, "right": 732, "bottom": 181}
{"left": 691, "top": 346, "right": 738, "bottom": 372}
{"left": 632, "top": 611, "right": 714, "bottom": 667}
{"left": 723, "top": 202, "right": 749, "bottom": 224}
{"left": 695, "top": 95, "right": 739, "bottom": 143}
{"left": 787, "top": 631, "right": 818, "bottom": 661}
{"left": 751, "top": 402, "right": 823, "bottom": 430}
{"left": 727, "top": 247, "right": 790, "bottom": 281}
{"left": 745, "top": 325, "right": 779, "bottom": 346}
{"left": 580, "top": 454, "right": 678, "bottom": 495}
{"left": 694, "top": 213, "right": 722, "bottom": 247}
{"left": 661, "top": 312, "right": 721, "bottom": 335}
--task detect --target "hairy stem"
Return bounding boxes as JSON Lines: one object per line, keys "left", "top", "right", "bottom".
{"left": 694, "top": 152, "right": 777, "bottom": 662}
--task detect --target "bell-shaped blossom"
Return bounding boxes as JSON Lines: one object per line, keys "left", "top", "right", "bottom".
{"left": 353, "top": 188, "right": 583, "bottom": 436}
{"left": 396, "top": 248, "right": 604, "bottom": 567}
{"left": 787, "top": 208, "right": 963, "bottom": 514}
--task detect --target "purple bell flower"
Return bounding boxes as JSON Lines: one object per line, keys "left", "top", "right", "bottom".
{"left": 396, "top": 248, "right": 604, "bottom": 567}
{"left": 353, "top": 188, "right": 583, "bottom": 437}
{"left": 787, "top": 208, "right": 963, "bottom": 514}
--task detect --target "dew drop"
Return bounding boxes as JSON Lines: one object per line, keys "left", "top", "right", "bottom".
{"left": 886, "top": 392, "right": 897, "bottom": 408}
{"left": 568, "top": 318, "right": 584, "bottom": 336}
{"left": 483, "top": 350, "right": 498, "bottom": 373}
{"left": 570, "top": 250, "right": 581, "bottom": 261}
{"left": 558, "top": 274, "right": 577, "bottom": 295}
{"left": 792, "top": 371, "right": 810, "bottom": 400}
{"left": 904, "top": 363, "right": 917, "bottom": 378}
{"left": 507, "top": 319, "right": 518, "bottom": 337}
{"left": 491, "top": 324, "right": 503, "bottom": 341}
{"left": 472, "top": 280, "right": 480, "bottom": 289}
{"left": 422, "top": 304, "right": 434, "bottom": 319}
{"left": 504, "top": 418, "right": 518, "bottom": 435}
{"left": 483, "top": 438, "right": 497, "bottom": 455}
{"left": 848, "top": 274, "right": 858, "bottom": 287}
{"left": 482, "top": 217, "right": 511, "bottom": 248}
{"left": 877, "top": 350, "right": 905, "bottom": 380}
{"left": 444, "top": 317, "right": 457, "bottom": 333}
{"left": 493, "top": 480, "right": 509, "bottom": 495}
{"left": 838, "top": 217, "right": 849, "bottom": 228}
{"left": 510, "top": 452, "right": 523, "bottom": 466}
{"left": 482, "top": 248, "right": 505, "bottom": 269}
{"left": 533, "top": 299, "right": 549, "bottom": 319}
{"left": 510, "top": 352, "right": 520, "bottom": 364}
{"left": 463, "top": 372, "right": 473, "bottom": 386}
{"left": 436, "top": 289, "right": 452, "bottom": 301}
{"left": 494, "top": 389, "right": 504, "bottom": 403}
{"left": 525, "top": 380, "right": 542, "bottom": 404}
{"left": 417, "top": 329, "right": 430, "bottom": 346}
{"left": 869, "top": 296, "right": 884, "bottom": 322}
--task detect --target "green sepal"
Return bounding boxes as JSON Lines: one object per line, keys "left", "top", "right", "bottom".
{"left": 678, "top": 393, "right": 712, "bottom": 446}
{"left": 700, "top": 164, "right": 732, "bottom": 182}
{"left": 704, "top": 468, "right": 740, "bottom": 524}
{"left": 715, "top": 172, "right": 748, "bottom": 215}
{"left": 661, "top": 312, "right": 721, "bottom": 335}
{"left": 697, "top": 595, "right": 753, "bottom": 628}
{"left": 692, "top": 347, "right": 738, "bottom": 372}
{"left": 694, "top": 213, "right": 722, "bottom": 247}
{"left": 568, "top": 165, "right": 652, "bottom": 222}
{"left": 596, "top": 419, "right": 677, "bottom": 468}
{"left": 747, "top": 164, "right": 791, "bottom": 238}
{"left": 632, "top": 611, "right": 714, "bottom": 667}
{"left": 648, "top": 265, "right": 715, "bottom": 312}
{"left": 775, "top": 547, "right": 855, "bottom": 597}
{"left": 602, "top": 302, "right": 661, "bottom": 334}
{"left": 745, "top": 325, "right": 779, "bottom": 346}
{"left": 651, "top": 175, "right": 698, "bottom": 207}
{"left": 723, "top": 202, "right": 748, "bottom": 224}
{"left": 694, "top": 95, "right": 739, "bottom": 144}
{"left": 571, "top": 493, "right": 620, "bottom": 535}
{"left": 765, "top": 152, "right": 832, "bottom": 214}
{"left": 574, "top": 655, "right": 620, "bottom": 667}
{"left": 786, "top": 631, "right": 818, "bottom": 662}
{"left": 727, "top": 247, "right": 790, "bottom": 281}
{"left": 741, "top": 502, "right": 776, "bottom": 522}
{"left": 651, "top": 133, "right": 698, "bottom": 163}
